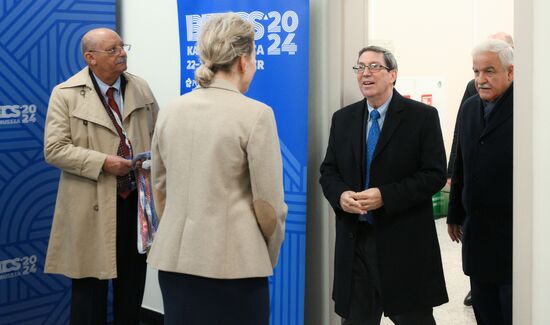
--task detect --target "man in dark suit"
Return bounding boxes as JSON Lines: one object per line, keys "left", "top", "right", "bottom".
{"left": 447, "top": 39, "right": 514, "bottom": 325}
{"left": 319, "top": 46, "right": 448, "bottom": 325}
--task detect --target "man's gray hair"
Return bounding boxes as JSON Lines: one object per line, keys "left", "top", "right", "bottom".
{"left": 358, "top": 45, "right": 398, "bottom": 71}
{"left": 472, "top": 39, "right": 514, "bottom": 68}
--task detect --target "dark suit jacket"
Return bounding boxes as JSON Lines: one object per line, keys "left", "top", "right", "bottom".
{"left": 448, "top": 84, "right": 513, "bottom": 284}
{"left": 448, "top": 79, "right": 478, "bottom": 176}
{"left": 319, "top": 89, "right": 448, "bottom": 317}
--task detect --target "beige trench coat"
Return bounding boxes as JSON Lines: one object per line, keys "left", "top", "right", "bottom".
{"left": 44, "top": 67, "right": 158, "bottom": 279}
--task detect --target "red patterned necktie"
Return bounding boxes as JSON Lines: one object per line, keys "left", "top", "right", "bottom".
{"left": 106, "top": 87, "right": 133, "bottom": 198}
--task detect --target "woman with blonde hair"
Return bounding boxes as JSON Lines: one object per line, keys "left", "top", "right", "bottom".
{"left": 147, "top": 12, "right": 287, "bottom": 325}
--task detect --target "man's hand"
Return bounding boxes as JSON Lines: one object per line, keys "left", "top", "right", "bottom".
{"left": 339, "top": 191, "right": 366, "bottom": 214}
{"left": 354, "top": 188, "right": 384, "bottom": 211}
{"left": 102, "top": 155, "right": 132, "bottom": 176}
{"left": 447, "top": 224, "right": 463, "bottom": 243}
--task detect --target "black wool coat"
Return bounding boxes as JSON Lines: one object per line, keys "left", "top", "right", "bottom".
{"left": 320, "top": 90, "right": 449, "bottom": 317}
{"left": 448, "top": 84, "right": 513, "bottom": 284}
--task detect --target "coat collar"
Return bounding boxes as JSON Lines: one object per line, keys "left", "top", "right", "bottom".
{"left": 349, "top": 89, "right": 406, "bottom": 180}
{"left": 59, "top": 67, "right": 149, "bottom": 134}
{"left": 59, "top": 66, "right": 94, "bottom": 88}
{"left": 480, "top": 83, "right": 513, "bottom": 138}
{"left": 373, "top": 89, "right": 405, "bottom": 160}
{"left": 199, "top": 78, "right": 242, "bottom": 94}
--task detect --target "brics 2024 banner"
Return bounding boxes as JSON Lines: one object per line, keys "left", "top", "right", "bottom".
{"left": 0, "top": 1, "right": 116, "bottom": 324}
{"left": 177, "top": 1, "right": 309, "bottom": 324}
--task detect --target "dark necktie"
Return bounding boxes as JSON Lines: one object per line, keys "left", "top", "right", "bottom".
{"left": 106, "top": 87, "right": 133, "bottom": 198}
{"left": 484, "top": 103, "right": 494, "bottom": 122}
{"left": 364, "top": 109, "right": 380, "bottom": 223}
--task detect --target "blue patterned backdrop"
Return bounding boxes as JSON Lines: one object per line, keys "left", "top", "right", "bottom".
{"left": 0, "top": 1, "right": 116, "bottom": 324}
{"left": 177, "top": 1, "right": 309, "bottom": 324}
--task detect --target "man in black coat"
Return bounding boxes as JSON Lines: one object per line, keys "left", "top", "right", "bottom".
{"left": 320, "top": 46, "right": 448, "bottom": 325}
{"left": 447, "top": 32, "right": 514, "bottom": 308}
{"left": 448, "top": 33, "right": 514, "bottom": 180}
{"left": 447, "top": 39, "right": 514, "bottom": 325}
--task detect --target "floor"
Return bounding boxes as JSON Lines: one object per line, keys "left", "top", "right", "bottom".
{"left": 137, "top": 218, "right": 477, "bottom": 325}
{"left": 381, "top": 218, "right": 477, "bottom": 325}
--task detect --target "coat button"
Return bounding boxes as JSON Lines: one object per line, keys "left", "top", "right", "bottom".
{"left": 348, "top": 232, "right": 354, "bottom": 239}
{"left": 83, "top": 120, "right": 88, "bottom": 125}
{"left": 93, "top": 205, "right": 99, "bottom": 211}
{"left": 480, "top": 140, "right": 484, "bottom": 145}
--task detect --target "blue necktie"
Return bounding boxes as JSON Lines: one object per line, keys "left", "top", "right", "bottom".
{"left": 363, "top": 109, "right": 380, "bottom": 223}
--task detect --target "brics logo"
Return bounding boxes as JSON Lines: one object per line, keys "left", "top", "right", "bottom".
{"left": 185, "top": 11, "right": 299, "bottom": 55}
{"left": 0, "top": 105, "right": 38, "bottom": 125}
{"left": 0, "top": 255, "right": 38, "bottom": 280}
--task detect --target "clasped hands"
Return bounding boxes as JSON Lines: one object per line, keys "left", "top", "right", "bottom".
{"left": 339, "top": 188, "right": 383, "bottom": 214}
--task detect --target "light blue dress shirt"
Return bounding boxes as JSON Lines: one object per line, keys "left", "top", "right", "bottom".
{"left": 93, "top": 72, "right": 124, "bottom": 115}
{"left": 365, "top": 92, "right": 393, "bottom": 140}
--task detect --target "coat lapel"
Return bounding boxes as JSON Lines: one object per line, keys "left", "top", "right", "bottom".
{"left": 464, "top": 96, "right": 485, "bottom": 141}
{"left": 61, "top": 68, "right": 118, "bottom": 134}
{"left": 350, "top": 100, "right": 367, "bottom": 181}
{"left": 480, "top": 84, "right": 513, "bottom": 139}
{"left": 72, "top": 88, "right": 119, "bottom": 135}
{"left": 373, "top": 90, "right": 404, "bottom": 160}
{"left": 122, "top": 75, "right": 148, "bottom": 121}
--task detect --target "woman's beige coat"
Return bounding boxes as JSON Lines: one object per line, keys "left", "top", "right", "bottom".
{"left": 43, "top": 67, "right": 158, "bottom": 279}
{"left": 147, "top": 79, "right": 287, "bottom": 279}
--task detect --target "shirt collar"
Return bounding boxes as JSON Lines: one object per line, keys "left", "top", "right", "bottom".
{"left": 93, "top": 72, "right": 121, "bottom": 96}
{"left": 366, "top": 92, "right": 393, "bottom": 120}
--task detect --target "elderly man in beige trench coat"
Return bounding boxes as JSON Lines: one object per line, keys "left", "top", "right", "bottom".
{"left": 43, "top": 28, "right": 158, "bottom": 325}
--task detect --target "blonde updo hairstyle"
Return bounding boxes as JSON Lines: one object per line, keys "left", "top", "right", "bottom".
{"left": 195, "top": 13, "right": 255, "bottom": 87}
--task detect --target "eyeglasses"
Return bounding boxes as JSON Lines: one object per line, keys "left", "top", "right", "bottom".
{"left": 352, "top": 63, "right": 391, "bottom": 74}
{"left": 88, "top": 44, "right": 131, "bottom": 56}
